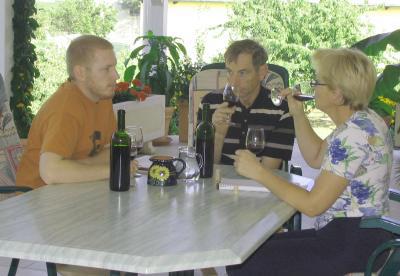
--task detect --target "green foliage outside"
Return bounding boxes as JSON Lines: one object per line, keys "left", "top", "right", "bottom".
{"left": 11, "top": 0, "right": 39, "bottom": 138}
{"left": 352, "top": 29, "right": 400, "bottom": 125}
{"left": 31, "top": 0, "right": 118, "bottom": 116}
{"left": 222, "top": 0, "right": 367, "bottom": 108}
{"left": 120, "top": 0, "right": 141, "bottom": 15}
{"left": 48, "top": 0, "right": 117, "bottom": 37}
{"left": 31, "top": 41, "right": 67, "bottom": 114}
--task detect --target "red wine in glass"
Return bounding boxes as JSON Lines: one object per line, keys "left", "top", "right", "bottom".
{"left": 247, "top": 144, "right": 264, "bottom": 154}
{"left": 223, "top": 84, "right": 238, "bottom": 107}
{"left": 293, "top": 94, "right": 315, "bottom": 102}
{"left": 246, "top": 127, "right": 265, "bottom": 155}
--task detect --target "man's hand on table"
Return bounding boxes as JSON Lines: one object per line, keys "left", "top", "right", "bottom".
{"left": 131, "top": 159, "right": 139, "bottom": 175}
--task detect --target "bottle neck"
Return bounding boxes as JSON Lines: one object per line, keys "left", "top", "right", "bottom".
{"left": 117, "top": 110, "right": 125, "bottom": 131}
{"left": 202, "top": 104, "right": 210, "bottom": 122}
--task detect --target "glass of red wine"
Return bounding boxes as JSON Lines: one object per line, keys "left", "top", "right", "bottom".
{"left": 222, "top": 83, "right": 239, "bottom": 125}
{"left": 271, "top": 84, "right": 315, "bottom": 106}
{"left": 245, "top": 127, "right": 265, "bottom": 155}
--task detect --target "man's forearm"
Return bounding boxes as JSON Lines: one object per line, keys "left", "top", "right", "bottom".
{"left": 40, "top": 158, "right": 109, "bottom": 184}
{"left": 77, "top": 146, "right": 110, "bottom": 165}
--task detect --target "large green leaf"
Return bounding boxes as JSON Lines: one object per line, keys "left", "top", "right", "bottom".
{"left": 352, "top": 29, "right": 400, "bottom": 55}
{"left": 128, "top": 45, "right": 146, "bottom": 61}
{"left": 374, "top": 64, "right": 400, "bottom": 102}
{"left": 123, "top": 65, "right": 136, "bottom": 82}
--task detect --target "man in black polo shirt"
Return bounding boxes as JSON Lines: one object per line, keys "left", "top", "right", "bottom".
{"left": 198, "top": 39, "right": 295, "bottom": 169}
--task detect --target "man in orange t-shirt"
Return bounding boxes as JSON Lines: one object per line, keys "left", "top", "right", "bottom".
{"left": 16, "top": 35, "right": 137, "bottom": 189}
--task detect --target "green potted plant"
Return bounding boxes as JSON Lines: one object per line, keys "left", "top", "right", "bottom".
{"left": 173, "top": 58, "right": 202, "bottom": 142}
{"left": 352, "top": 29, "right": 400, "bottom": 126}
{"left": 123, "top": 31, "right": 188, "bottom": 138}
{"left": 123, "top": 31, "right": 188, "bottom": 107}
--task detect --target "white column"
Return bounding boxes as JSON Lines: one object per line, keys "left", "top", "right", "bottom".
{"left": 0, "top": 1, "right": 14, "bottom": 98}
{"left": 142, "top": 0, "right": 168, "bottom": 35}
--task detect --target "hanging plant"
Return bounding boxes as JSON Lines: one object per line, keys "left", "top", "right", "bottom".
{"left": 10, "top": 0, "right": 39, "bottom": 138}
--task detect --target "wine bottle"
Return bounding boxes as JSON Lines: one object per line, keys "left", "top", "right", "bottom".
{"left": 195, "top": 103, "right": 215, "bottom": 178}
{"left": 110, "top": 109, "right": 131, "bottom": 191}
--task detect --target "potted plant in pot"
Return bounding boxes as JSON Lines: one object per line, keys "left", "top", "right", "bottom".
{"left": 122, "top": 31, "right": 189, "bottom": 142}
{"left": 112, "top": 78, "right": 166, "bottom": 144}
{"left": 173, "top": 58, "right": 202, "bottom": 142}
{"left": 352, "top": 29, "right": 400, "bottom": 129}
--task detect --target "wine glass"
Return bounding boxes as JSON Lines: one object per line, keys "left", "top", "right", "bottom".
{"left": 270, "top": 84, "right": 315, "bottom": 107}
{"left": 126, "top": 126, "right": 144, "bottom": 177}
{"left": 245, "top": 127, "right": 265, "bottom": 155}
{"left": 222, "top": 83, "right": 239, "bottom": 125}
{"left": 223, "top": 83, "right": 239, "bottom": 107}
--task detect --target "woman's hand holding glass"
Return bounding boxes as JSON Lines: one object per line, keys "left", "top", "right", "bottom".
{"left": 232, "top": 149, "right": 265, "bottom": 181}
{"left": 280, "top": 87, "right": 306, "bottom": 117}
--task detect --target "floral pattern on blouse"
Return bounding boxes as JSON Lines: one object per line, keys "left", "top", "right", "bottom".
{"left": 315, "top": 109, "right": 393, "bottom": 230}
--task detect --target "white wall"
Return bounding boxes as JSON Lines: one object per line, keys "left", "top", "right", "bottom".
{"left": 142, "top": 0, "right": 168, "bottom": 35}
{"left": 0, "top": 1, "right": 14, "bottom": 98}
{"left": 168, "top": 2, "right": 230, "bottom": 62}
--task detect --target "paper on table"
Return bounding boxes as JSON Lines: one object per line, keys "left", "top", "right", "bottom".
{"left": 136, "top": 155, "right": 152, "bottom": 171}
{"left": 219, "top": 177, "right": 310, "bottom": 192}
{"left": 219, "top": 178, "right": 270, "bottom": 192}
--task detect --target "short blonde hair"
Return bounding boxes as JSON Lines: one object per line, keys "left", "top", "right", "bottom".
{"left": 311, "top": 48, "right": 376, "bottom": 110}
{"left": 66, "top": 35, "right": 114, "bottom": 79}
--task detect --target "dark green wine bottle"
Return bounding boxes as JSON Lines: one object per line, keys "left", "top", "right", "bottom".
{"left": 110, "top": 109, "right": 131, "bottom": 191}
{"left": 195, "top": 103, "right": 215, "bottom": 178}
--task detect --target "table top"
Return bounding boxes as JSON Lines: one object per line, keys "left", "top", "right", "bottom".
{"left": 0, "top": 143, "right": 313, "bottom": 274}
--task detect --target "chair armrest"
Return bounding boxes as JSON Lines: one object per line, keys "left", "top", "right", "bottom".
{"left": 0, "top": 186, "right": 32, "bottom": 194}
{"left": 389, "top": 188, "right": 400, "bottom": 202}
{"left": 360, "top": 215, "right": 400, "bottom": 235}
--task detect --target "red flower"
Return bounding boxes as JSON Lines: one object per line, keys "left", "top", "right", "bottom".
{"left": 132, "top": 79, "right": 142, "bottom": 87}
{"left": 142, "top": 85, "right": 152, "bottom": 95}
{"left": 116, "top": 82, "right": 129, "bottom": 92}
{"left": 113, "top": 79, "right": 151, "bottom": 104}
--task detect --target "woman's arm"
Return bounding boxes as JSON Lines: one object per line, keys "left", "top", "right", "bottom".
{"left": 233, "top": 150, "right": 348, "bottom": 217}
{"left": 281, "top": 88, "right": 328, "bottom": 169}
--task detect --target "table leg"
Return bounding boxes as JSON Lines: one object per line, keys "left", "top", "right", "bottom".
{"left": 169, "top": 270, "right": 194, "bottom": 276}
{"left": 109, "top": 271, "right": 138, "bottom": 276}
{"left": 8, "top": 258, "right": 19, "bottom": 276}
{"left": 46, "top": 262, "right": 57, "bottom": 276}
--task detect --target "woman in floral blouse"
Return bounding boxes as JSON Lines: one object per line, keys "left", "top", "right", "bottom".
{"left": 227, "top": 48, "right": 393, "bottom": 276}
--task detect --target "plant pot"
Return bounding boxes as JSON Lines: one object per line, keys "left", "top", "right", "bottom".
{"left": 164, "top": 106, "right": 175, "bottom": 136}
{"left": 152, "top": 106, "right": 175, "bottom": 146}
{"left": 112, "top": 95, "right": 165, "bottom": 142}
{"left": 178, "top": 99, "right": 189, "bottom": 143}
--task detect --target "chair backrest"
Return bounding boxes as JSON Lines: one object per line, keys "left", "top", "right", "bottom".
{"left": 188, "top": 62, "right": 289, "bottom": 145}
{"left": 0, "top": 101, "right": 23, "bottom": 187}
